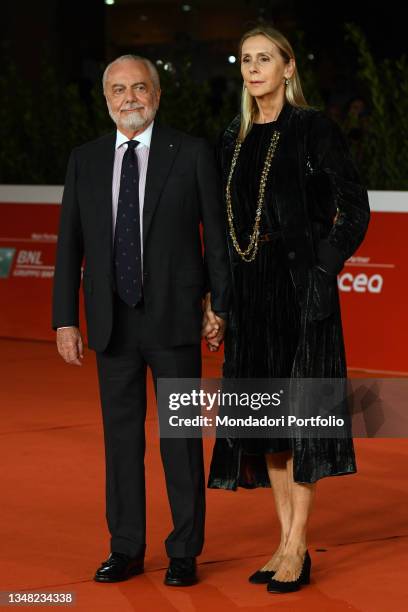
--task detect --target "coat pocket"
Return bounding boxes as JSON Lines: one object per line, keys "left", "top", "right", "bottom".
{"left": 308, "top": 266, "right": 337, "bottom": 322}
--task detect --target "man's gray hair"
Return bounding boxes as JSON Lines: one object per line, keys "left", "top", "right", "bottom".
{"left": 102, "top": 54, "right": 160, "bottom": 92}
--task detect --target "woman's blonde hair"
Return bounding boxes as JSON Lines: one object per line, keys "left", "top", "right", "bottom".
{"left": 238, "top": 26, "right": 308, "bottom": 140}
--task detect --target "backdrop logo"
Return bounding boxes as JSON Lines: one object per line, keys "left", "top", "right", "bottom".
{"left": 338, "top": 272, "right": 383, "bottom": 293}
{"left": 0, "top": 248, "right": 16, "bottom": 278}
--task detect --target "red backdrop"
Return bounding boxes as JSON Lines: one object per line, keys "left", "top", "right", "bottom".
{"left": 0, "top": 187, "right": 407, "bottom": 373}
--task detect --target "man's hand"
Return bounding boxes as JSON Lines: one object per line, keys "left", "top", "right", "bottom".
{"left": 201, "top": 293, "right": 226, "bottom": 352}
{"left": 56, "top": 326, "right": 84, "bottom": 366}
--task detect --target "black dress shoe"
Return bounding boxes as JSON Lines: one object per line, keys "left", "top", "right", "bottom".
{"left": 164, "top": 557, "right": 198, "bottom": 586}
{"left": 267, "top": 550, "right": 311, "bottom": 593}
{"left": 248, "top": 569, "right": 275, "bottom": 584}
{"left": 94, "top": 552, "right": 144, "bottom": 583}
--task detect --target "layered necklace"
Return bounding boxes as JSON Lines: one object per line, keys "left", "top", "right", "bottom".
{"left": 226, "top": 129, "right": 280, "bottom": 262}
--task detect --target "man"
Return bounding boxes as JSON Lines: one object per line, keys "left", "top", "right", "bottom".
{"left": 52, "top": 55, "right": 230, "bottom": 586}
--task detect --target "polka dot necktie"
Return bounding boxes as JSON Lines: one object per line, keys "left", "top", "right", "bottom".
{"left": 113, "top": 140, "right": 143, "bottom": 306}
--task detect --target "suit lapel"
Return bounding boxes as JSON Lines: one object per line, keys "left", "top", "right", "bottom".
{"left": 93, "top": 132, "right": 116, "bottom": 266}
{"left": 143, "top": 122, "right": 180, "bottom": 248}
{"left": 93, "top": 133, "right": 115, "bottom": 263}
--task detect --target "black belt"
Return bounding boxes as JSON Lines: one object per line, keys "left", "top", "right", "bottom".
{"left": 240, "top": 229, "right": 282, "bottom": 243}
{"left": 258, "top": 231, "right": 280, "bottom": 243}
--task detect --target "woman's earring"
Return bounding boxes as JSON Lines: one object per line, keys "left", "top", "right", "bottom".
{"left": 285, "top": 78, "right": 290, "bottom": 86}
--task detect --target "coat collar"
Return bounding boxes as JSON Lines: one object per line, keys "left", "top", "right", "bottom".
{"left": 224, "top": 102, "right": 295, "bottom": 145}
{"left": 273, "top": 101, "right": 294, "bottom": 130}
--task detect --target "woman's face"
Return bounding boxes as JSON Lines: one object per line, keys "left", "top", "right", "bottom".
{"left": 241, "top": 35, "right": 294, "bottom": 99}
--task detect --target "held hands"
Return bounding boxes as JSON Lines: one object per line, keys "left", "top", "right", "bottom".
{"left": 201, "top": 292, "right": 226, "bottom": 352}
{"left": 56, "top": 326, "right": 84, "bottom": 366}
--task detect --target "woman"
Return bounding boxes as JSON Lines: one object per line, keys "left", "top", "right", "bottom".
{"left": 204, "top": 26, "right": 370, "bottom": 593}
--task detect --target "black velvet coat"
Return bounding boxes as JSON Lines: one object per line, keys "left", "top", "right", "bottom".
{"left": 208, "top": 103, "right": 370, "bottom": 486}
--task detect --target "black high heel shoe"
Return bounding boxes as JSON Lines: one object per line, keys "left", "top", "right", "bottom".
{"left": 248, "top": 568, "right": 275, "bottom": 584}
{"left": 267, "top": 550, "right": 311, "bottom": 593}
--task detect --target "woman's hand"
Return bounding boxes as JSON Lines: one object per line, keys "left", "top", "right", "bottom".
{"left": 202, "top": 293, "right": 226, "bottom": 351}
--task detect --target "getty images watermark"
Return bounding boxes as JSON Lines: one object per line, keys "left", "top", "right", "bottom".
{"left": 157, "top": 378, "right": 408, "bottom": 439}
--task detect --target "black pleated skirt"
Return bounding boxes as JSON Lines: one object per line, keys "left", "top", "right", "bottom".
{"left": 208, "top": 235, "right": 299, "bottom": 488}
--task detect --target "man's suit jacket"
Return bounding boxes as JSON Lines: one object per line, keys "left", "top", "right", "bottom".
{"left": 52, "top": 122, "right": 230, "bottom": 352}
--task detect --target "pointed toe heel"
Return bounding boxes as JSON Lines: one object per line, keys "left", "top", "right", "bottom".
{"left": 267, "top": 550, "right": 311, "bottom": 593}
{"left": 248, "top": 569, "right": 275, "bottom": 584}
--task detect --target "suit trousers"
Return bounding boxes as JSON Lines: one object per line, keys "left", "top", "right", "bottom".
{"left": 95, "top": 293, "right": 204, "bottom": 559}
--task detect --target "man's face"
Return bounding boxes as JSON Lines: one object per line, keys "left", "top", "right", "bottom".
{"left": 104, "top": 59, "right": 161, "bottom": 133}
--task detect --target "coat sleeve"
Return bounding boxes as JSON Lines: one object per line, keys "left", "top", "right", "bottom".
{"left": 196, "top": 138, "right": 231, "bottom": 313}
{"left": 52, "top": 148, "right": 84, "bottom": 329}
{"left": 307, "top": 111, "right": 370, "bottom": 274}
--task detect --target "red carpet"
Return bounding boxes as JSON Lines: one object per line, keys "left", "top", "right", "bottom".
{"left": 0, "top": 338, "right": 406, "bottom": 611}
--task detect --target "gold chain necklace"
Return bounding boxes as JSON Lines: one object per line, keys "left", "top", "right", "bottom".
{"left": 226, "top": 130, "right": 280, "bottom": 262}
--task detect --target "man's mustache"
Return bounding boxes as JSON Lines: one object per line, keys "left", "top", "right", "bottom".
{"left": 120, "top": 104, "right": 144, "bottom": 111}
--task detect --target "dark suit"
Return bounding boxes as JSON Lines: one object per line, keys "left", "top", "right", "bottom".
{"left": 52, "top": 122, "right": 230, "bottom": 558}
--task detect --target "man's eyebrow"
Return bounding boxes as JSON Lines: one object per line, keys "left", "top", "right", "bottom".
{"left": 111, "top": 81, "right": 147, "bottom": 88}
